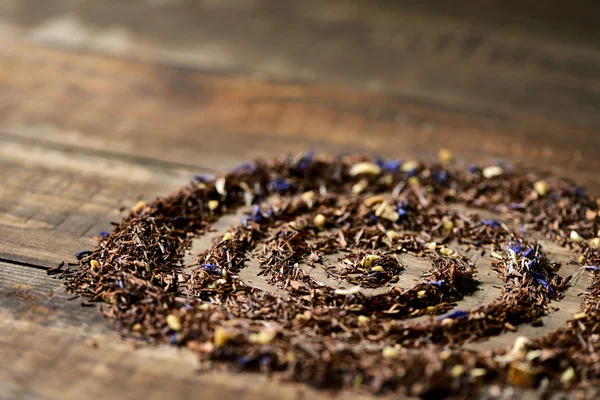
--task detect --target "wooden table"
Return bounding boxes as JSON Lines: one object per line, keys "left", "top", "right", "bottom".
{"left": 1, "top": 1, "right": 599, "bottom": 399}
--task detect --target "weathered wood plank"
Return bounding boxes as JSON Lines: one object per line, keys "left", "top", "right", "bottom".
{"left": 0, "top": 135, "right": 197, "bottom": 267}
{"left": 1, "top": 0, "right": 599, "bottom": 131}
{"left": 0, "top": 42, "right": 599, "bottom": 192}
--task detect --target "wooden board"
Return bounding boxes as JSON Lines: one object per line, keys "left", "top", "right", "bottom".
{"left": 1, "top": 1, "right": 600, "bottom": 399}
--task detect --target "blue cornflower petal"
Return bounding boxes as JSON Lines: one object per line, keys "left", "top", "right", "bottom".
{"left": 170, "top": 216, "right": 191, "bottom": 224}
{"left": 100, "top": 231, "right": 110, "bottom": 237}
{"left": 200, "top": 263, "right": 221, "bottom": 274}
{"left": 530, "top": 271, "right": 553, "bottom": 292}
{"left": 237, "top": 354, "right": 271, "bottom": 368}
{"left": 481, "top": 219, "right": 501, "bottom": 228}
{"left": 252, "top": 205, "right": 265, "bottom": 221}
{"left": 194, "top": 173, "right": 214, "bottom": 182}
{"left": 231, "top": 162, "right": 256, "bottom": 173}
{"left": 527, "top": 258, "right": 539, "bottom": 270}
{"left": 376, "top": 157, "right": 402, "bottom": 172}
{"left": 468, "top": 165, "right": 479, "bottom": 173}
{"left": 425, "top": 280, "right": 444, "bottom": 287}
{"left": 522, "top": 248, "right": 535, "bottom": 258}
{"left": 510, "top": 243, "right": 524, "bottom": 255}
{"left": 585, "top": 266, "right": 599, "bottom": 271}
{"left": 298, "top": 150, "right": 315, "bottom": 170}
{"left": 74, "top": 250, "right": 92, "bottom": 260}
{"left": 440, "top": 310, "right": 469, "bottom": 320}
{"left": 437, "top": 171, "right": 448, "bottom": 183}
{"left": 169, "top": 333, "right": 178, "bottom": 344}
{"left": 397, "top": 204, "right": 408, "bottom": 217}
{"left": 270, "top": 179, "right": 294, "bottom": 193}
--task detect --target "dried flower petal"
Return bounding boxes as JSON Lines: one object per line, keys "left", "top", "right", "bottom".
{"left": 74, "top": 250, "right": 91, "bottom": 260}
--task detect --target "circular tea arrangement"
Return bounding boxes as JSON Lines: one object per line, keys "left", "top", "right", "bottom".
{"left": 58, "top": 153, "right": 600, "bottom": 398}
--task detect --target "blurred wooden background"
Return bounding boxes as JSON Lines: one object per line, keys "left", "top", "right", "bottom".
{"left": 1, "top": 1, "right": 599, "bottom": 399}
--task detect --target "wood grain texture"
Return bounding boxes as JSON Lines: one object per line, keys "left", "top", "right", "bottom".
{"left": 0, "top": 42, "right": 599, "bottom": 192}
{"left": 0, "top": 133, "right": 198, "bottom": 267}
{"left": 1, "top": 0, "right": 599, "bottom": 131}
{"left": 1, "top": 1, "right": 600, "bottom": 398}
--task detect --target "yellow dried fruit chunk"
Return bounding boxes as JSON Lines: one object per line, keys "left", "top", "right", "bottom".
{"left": 443, "top": 220, "right": 454, "bottom": 231}
{"left": 386, "top": 230, "right": 399, "bottom": 241}
{"left": 382, "top": 346, "right": 399, "bottom": 358}
{"left": 408, "top": 176, "right": 420, "bottom": 187}
{"left": 349, "top": 162, "right": 381, "bottom": 176}
{"left": 534, "top": 180, "right": 548, "bottom": 196}
{"left": 213, "top": 326, "right": 232, "bottom": 347}
{"left": 301, "top": 191, "right": 315, "bottom": 201}
{"left": 450, "top": 365, "right": 465, "bottom": 377}
{"left": 440, "top": 247, "right": 454, "bottom": 256}
{"left": 470, "top": 368, "right": 487, "bottom": 379}
{"left": 482, "top": 166, "right": 503, "bottom": 179}
{"left": 401, "top": 160, "right": 419, "bottom": 172}
{"left": 574, "top": 312, "right": 588, "bottom": 320}
{"left": 215, "top": 177, "right": 227, "bottom": 196}
{"left": 561, "top": 367, "right": 576, "bottom": 384}
{"left": 364, "top": 195, "right": 385, "bottom": 206}
{"left": 132, "top": 200, "right": 147, "bottom": 213}
{"left": 313, "top": 214, "right": 326, "bottom": 229}
{"left": 570, "top": 230, "right": 584, "bottom": 243}
{"left": 221, "top": 232, "right": 234, "bottom": 242}
{"left": 166, "top": 314, "right": 182, "bottom": 332}
{"left": 352, "top": 181, "right": 367, "bottom": 194}
{"left": 335, "top": 286, "right": 361, "bottom": 295}
{"left": 208, "top": 200, "right": 219, "bottom": 210}
{"left": 362, "top": 255, "right": 382, "bottom": 267}
{"left": 438, "top": 149, "right": 454, "bottom": 164}
{"left": 249, "top": 329, "right": 277, "bottom": 344}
